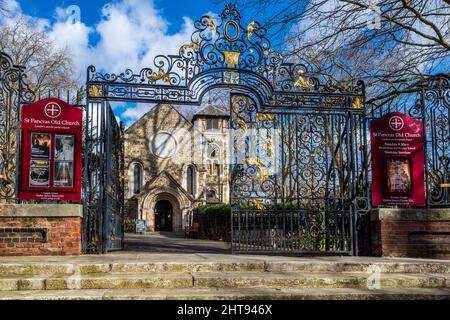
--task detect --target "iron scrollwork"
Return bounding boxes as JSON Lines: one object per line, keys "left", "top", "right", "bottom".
{"left": 422, "top": 78, "right": 450, "bottom": 206}
{"left": 86, "top": 3, "right": 364, "bottom": 107}
{"left": 0, "top": 51, "right": 35, "bottom": 202}
{"left": 230, "top": 93, "right": 369, "bottom": 254}
{"left": 84, "top": 3, "right": 370, "bottom": 255}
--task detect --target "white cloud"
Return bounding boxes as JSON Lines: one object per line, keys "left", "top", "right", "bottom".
{"left": 0, "top": 0, "right": 21, "bottom": 17}
{"left": 1, "top": 0, "right": 195, "bottom": 80}
{"left": 121, "top": 104, "right": 154, "bottom": 126}
{"left": 48, "top": 20, "right": 92, "bottom": 81}
{"left": 47, "top": 0, "right": 195, "bottom": 76}
{"left": 2, "top": 0, "right": 197, "bottom": 123}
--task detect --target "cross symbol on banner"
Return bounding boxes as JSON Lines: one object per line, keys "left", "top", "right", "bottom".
{"left": 44, "top": 103, "right": 61, "bottom": 118}
{"left": 389, "top": 116, "right": 404, "bottom": 131}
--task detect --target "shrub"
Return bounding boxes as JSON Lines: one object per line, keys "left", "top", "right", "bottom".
{"left": 193, "top": 203, "right": 231, "bottom": 216}
{"left": 192, "top": 203, "right": 231, "bottom": 241}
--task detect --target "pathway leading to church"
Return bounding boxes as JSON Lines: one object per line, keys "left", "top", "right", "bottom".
{"left": 122, "top": 232, "right": 231, "bottom": 254}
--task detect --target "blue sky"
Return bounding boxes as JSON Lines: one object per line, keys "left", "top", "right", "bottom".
{"left": 6, "top": 0, "right": 234, "bottom": 125}
{"left": 2, "top": 0, "right": 308, "bottom": 126}
{"left": 16, "top": 0, "right": 217, "bottom": 36}
{"left": 6, "top": 1, "right": 447, "bottom": 125}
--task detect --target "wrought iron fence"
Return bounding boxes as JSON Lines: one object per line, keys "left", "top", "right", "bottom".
{"left": 83, "top": 100, "right": 125, "bottom": 253}
{"left": 230, "top": 93, "right": 370, "bottom": 255}
{"left": 0, "top": 51, "right": 34, "bottom": 203}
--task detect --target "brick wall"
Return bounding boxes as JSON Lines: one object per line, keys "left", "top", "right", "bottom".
{"left": 0, "top": 204, "right": 82, "bottom": 256}
{"left": 371, "top": 208, "right": 450, "bottom": 258}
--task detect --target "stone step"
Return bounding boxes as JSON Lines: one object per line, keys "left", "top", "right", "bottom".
{"left": 0, "top": 272, "right": 448, "bottom": 291}
{"left": 0, "top": 288, "right": 449, "bottom": 300}
{"left": 192, "top": 272, "right": 450, "bottom": 289}
{"left": 1, "top": 260, "right": 449, "bottom": 276}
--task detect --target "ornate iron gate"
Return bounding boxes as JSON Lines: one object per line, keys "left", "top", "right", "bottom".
{"left": 230, "top": 94, "right": 370, "bottom": 255}
{"left": 0, "top": 51, "right": 34, "bottom": 203}
{"left": 83, "top": 100, "right": 124, "bottom": 253}
{"left": 84, "top": 3, "right": 370, "bottom": 254}
{"left": 421, "top": 78, "right": 450, "bottom": 206}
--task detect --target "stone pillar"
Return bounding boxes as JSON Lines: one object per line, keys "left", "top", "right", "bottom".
{"left": 371, "top": 208, "right": 450, "bottom": 258}
{"left": 0, "top": 204, "right": 83, "bottom": 256}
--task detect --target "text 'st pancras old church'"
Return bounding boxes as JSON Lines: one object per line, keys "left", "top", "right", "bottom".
{"left": 124, "top": 103, "right": 230, "bottom": 232}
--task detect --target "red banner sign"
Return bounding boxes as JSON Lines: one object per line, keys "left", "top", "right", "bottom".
{"left": 19, "top": 98, "right": 82, "bottom": 201}
{"left": 370, "top": 112, "right": 425, "bottom": 207}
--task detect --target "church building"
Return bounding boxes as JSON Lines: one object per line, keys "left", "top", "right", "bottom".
{"left": 124, "top": 103, "right": 230, "bottom": 232}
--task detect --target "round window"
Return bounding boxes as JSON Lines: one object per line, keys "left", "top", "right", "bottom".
{"left": 151, "top": 132, "right": 177, "bottom": 159}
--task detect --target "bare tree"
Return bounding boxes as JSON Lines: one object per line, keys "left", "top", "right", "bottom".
{"left": 0, "top": 0, "right": 7, "bottom": 15}
{"left": 226, "top": 0, "right": 450, "bottom": 110}
{"left": 0, "top": 16, "right": 79, "bottom": 96}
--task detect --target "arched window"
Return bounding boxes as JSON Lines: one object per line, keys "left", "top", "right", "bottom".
{"left": 206, "top": 189, "right": 217, "bottom": 201}
{"left": 133, "top": 164, "right": 142, "bottom": 194}
{"left": 216, "top": 163, "right": 221, "bottom": 177}
{"left": 208, "top": 144, "right": 219, "bottom": 160}
{"left": 186, "top": 166, "right": 195, "bottom": 196}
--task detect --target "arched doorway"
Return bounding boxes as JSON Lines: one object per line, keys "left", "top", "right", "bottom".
{"left": 154, "top": 200, "right": 173, "bottom": 231}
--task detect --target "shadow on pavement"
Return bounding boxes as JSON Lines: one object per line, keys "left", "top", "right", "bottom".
{"left": 123, "top": 232, "right": 231, "bottom": 254}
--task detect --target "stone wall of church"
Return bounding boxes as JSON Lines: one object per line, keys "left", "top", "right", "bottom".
{"left": 123, "top": 104, "right": 230, "bottom": 232}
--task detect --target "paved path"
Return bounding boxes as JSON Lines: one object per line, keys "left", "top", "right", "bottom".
{"left": 123, "top": 232, "right": 231, "bottom": 254}
{"left": 0, "top": 232, "right": 449, "bottom": 264}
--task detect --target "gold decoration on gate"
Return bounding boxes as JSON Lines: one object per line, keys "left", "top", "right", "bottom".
{"left": 246, "top": 156, "right": 264, "bottom": 169}
{"left": 180, "top": 42, "right": 199, "bottom": 56}
{"left": 251, "top": 199, "right": 266, "bottom": 210}
{"left": 268, "top": 48, "right": 283, "bottom": 61}
{"left": 265, "top": 137, "right": 274, "bottom": 157}
{"left": 88, "top": 84, "right": 102, "bottom": 97}
{"left": 149, "top": 69, "right": 170, "bottom": 83}
{"left": 223, "top": 51, "right": 241, "bottom": 67}
{"left": 246, "top": 21, "right": 257, "bottom": 40}
{"left": 223, "top": 71, "right": 240, "bottom": 84}
{"left": 231, "top": 95, "right": 248, "bottom": 113}
{"left": 256, "top": 113, "right": 275, "bottom": 123}
{"left": 245, "top": 157, "right": 270, "bottom": 182}
{"left": 206, "top": 16, "right": 216, "bottom": 39}
{"left": 352, "top": 97, "right": 363, "bottom": 109}
{"left": 293, "top": 70, "right": 314, "bottom": 89}
{"left": 234, "top": 118, "right": 247, "bottom": 133}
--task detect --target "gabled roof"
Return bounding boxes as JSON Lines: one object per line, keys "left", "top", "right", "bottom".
{"left": 134, "top": 170, "right": 195, "bottom": 202}
{"left": 125, "top": 103, "right": 195, "bottom": 133}
{"left": 192, "top": 104, "right": 229, "bottom": 121}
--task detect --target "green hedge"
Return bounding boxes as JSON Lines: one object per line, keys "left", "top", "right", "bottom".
{"left": 193, "top": 203, "right": 231, "bottom": 216}
{"left": 193, "top": 203, "right": 231, "bottom": 241}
